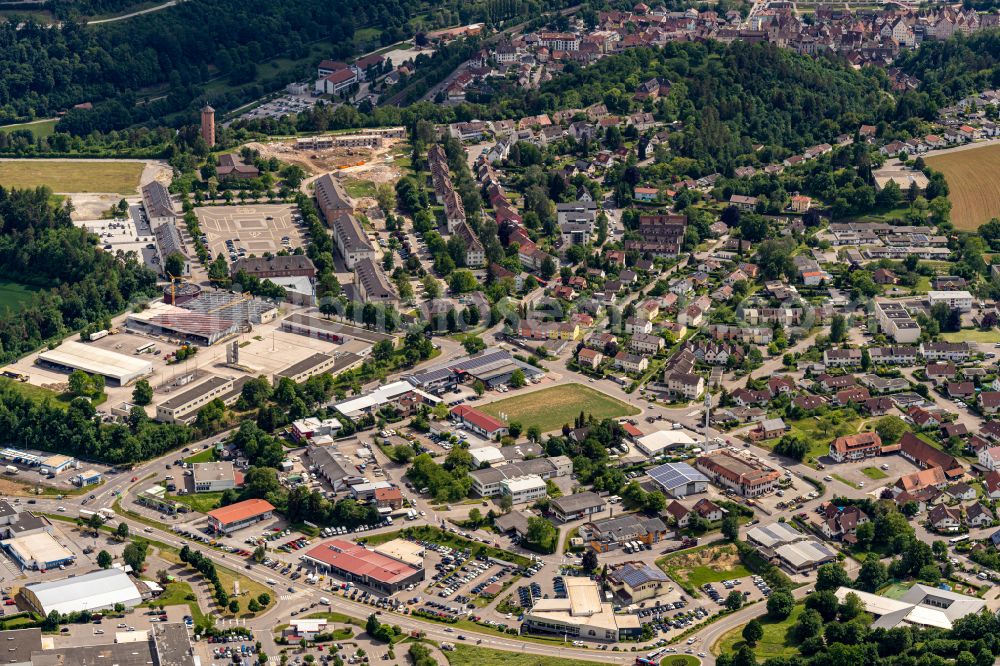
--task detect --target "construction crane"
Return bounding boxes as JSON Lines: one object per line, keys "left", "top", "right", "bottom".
{"left": 166, "top": 272, "right": 188, "bottom": 304}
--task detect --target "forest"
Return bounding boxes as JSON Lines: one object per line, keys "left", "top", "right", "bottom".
{"left": 0, "top": 384, "right": 191, "bottom": 465}
{"left": 0, "top": 0, "right": 574, "bottom": 134}
{"left": 895, "top": 30, "right": 1000, "bottom": 104}
{"left": 0, "top": 186, "right": 158, "bottom": 364}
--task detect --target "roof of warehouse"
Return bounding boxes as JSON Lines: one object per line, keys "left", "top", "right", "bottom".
{"left": 774, "top": 539, "right": 836, "bottom": 568}
{"left": 1, "top": 532, "right": 74, "bottom": 564}
{"left": 38, "top": 340, "right": 152, "bottom": 380}
{"left": 158, "top": 375, "right": 233, "bottom": 410}
{"left": 746, "top": 521, "right": 804, "bottom": 548}
{"left": 207, "top": 498, "right": 275, "bottom": 525}
{"left": 24, "top": 568, "right": 141, "bottom": 615}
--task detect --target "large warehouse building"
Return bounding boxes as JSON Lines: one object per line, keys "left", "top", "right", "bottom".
{"left": 37, "top": 341, "right": 153, "bottom": 386}
{"left": 22, "top": 568, "right": 143, "bottom": 616}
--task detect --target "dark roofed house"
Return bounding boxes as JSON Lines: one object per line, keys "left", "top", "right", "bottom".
{"left": 899, "top": 432, "right": 964, "bottom": 479}
{"left": 549, "top": 492, "right": 606, "bottom": 522}
{"left": 231, "top": 255, "right": 316, "bottom": 280}
{"left": 217, "top": 153, "right": 260, "bottom": 180}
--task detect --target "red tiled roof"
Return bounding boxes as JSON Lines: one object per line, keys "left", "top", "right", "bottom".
{"left": 451, "top": 404, "right": 507, "bottom": 434}
{"left": 207, "top": 499, "right": 275, "bottom": 525}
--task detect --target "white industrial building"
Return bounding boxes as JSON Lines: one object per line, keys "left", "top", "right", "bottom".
{"left": 635, "top": 430, "right": 696, "bottom": 456}
{"left": 37, "top": 340, "right": 153, "bottom": 386}
{"left": 22, "top": 568, "right": 143, "bottom": 616}
{"left": 834, "top": 584, "right": 985, "bottom": 630}
{"left": 192, "top": 462, "right": 239, "bottom": 493}
{"left": 500, "top": 475, "right": 547, "bottom": 504}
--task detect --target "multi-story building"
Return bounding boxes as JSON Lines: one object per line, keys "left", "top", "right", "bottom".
{"left": 695, "top": 451, "right": 781, "bottom": 497}
{"left": 829, "top": 432, "right": 882, "bottom": 463}
{"left": 874, "top": 300, "right": 921, "bottom": 343}
{"left": 192, "top": 462, "right": 240, "bottom": 493}
{"left": 928, "top": 290, "right": 974, "bottom": 312}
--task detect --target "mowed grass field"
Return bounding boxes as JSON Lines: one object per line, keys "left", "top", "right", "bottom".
{"left": 478, "top": 383, "right": 640, "bottom": 432}
{"left": 0, "top": 119, "right": 58, "bottom": 138}
{"left": 0, "top": 279, "right": 41, "bottom": 310}
{"left": 926, "top": 143, "right": 1000, "bottom": 230}
{"left": 445, "top": 644, "right": 605, "bottom": 666}
{"left": 714, "top": 604, "right": 803, "bottom": 660}
{"left": 0, "top": 160, "right": 143, "bottom": 194}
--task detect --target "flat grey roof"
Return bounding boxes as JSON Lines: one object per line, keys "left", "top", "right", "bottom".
{"left": 0, "top": 627, "right": 41, "bottom": 664}
{"left": 159, "top": 375, "right": 233, "bottom": 410}
{"left": 282, "top": 313, "right": 393, "bottom": 343}
{"left": 153, "top": 622, "right": 196, "bottom": 666}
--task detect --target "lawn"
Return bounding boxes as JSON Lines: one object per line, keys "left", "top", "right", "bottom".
{"left": 342, "top": 178, "right": 377, "bottom": 198}
{"left": 0, "top": 160, "right": 143, "bottom": 194}
{"left": 779, "top": 414, "right": 867, "bottom": 466}
{"left": 714, "top": 603, "right": 803, "bottom": 660}
{"left": 0, "top": 279, "right": 42, "bottom": 310}
{"left": 0, "top": 377, "right": 65, "bottom": 407}
{"left": 142, "top": 580, "right": 206, "bottom": 625}
{"left": 661, "top": 657, "right": 700, "bottom": 666}
{"left": 168, "top": 491, "right": 224, "bottom": 514}
{"left": 184, "top": 448, "right": 216, "bottom": 464}
{"left": 926, "top": 142, "right": 1000, "bottom": 230}
{"left": 941, "top": 329, "right": 1000, "bottom": 343}
{"left": 0, "top": 119, "right": 58, "bottom": 138}
{"left": 880, "top": 582, "right": 913, "bottom": 600}
{"left": 445, "top": 644, "right": 606, "bottom": 666}
{"left": 861, "top": 467, "right": 888, "bottom": 480}
{"left": 158, "top": 547, "right": 270, "bottom": 617}
{"left": 656, "top": 543, "right": 750, "bottom": 595}
{"left": 479, "top": 383, "right": 640, "bottom": 433}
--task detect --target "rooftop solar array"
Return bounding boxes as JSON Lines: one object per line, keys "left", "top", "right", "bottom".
{"left": 647, "top": 462, "right": 709, "bottom": 490}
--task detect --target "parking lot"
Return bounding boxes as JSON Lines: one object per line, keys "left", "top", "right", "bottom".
{"left": 234, "top": 93, "right": 319, "bottom": 123}
{"left": 194, "top": 204, "right": 307, "bottom": 261}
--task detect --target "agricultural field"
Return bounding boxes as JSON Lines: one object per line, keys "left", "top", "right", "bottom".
{"left": 478, "top": 383, "right": 640, "bottom": 433}
{"left": 0, "top": 159, "right": 143, "bottom": 194}
{"left": 925, "top": 143, "right": 1000, "bottom": 230}
{"left": 656, "top": 543, "right": 750, "bottom": 594}
{"left": 0, "top": 279, "right": 41, "bottom": 310}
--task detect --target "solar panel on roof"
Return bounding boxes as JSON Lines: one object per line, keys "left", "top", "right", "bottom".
{"left": 618, "top": 565, "right": 668, "bottom": 587}
{"left": 647, "top": 462, "right": 708, "bottom": 489}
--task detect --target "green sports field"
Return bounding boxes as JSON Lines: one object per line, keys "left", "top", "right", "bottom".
{"left": 479, "top": 383, "right": 640, "bottom": 433}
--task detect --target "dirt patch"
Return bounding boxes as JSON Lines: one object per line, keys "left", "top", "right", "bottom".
{"left": 667, "top": 546, "right": 741, "bottom": 576}
{"left": 246, "top": 137, "right": 404, "bottom": 182}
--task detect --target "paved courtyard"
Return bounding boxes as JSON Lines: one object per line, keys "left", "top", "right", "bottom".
{"left": 194, "top": 204, "right": 307, "bottom": 260}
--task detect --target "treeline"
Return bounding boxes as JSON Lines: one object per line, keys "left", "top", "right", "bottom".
{"left": 0, "top": 0, "right": 421, "bottom": 130}
{"left": 0, "top": 186, "right": 158, "bottom": 363}
{"left": 0, "top": 384, "right": 191, "bottom": 464}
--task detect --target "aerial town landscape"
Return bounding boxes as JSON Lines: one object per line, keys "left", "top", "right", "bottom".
{"left": 7, "top": 1, "right": 1000, "bottom": 666}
